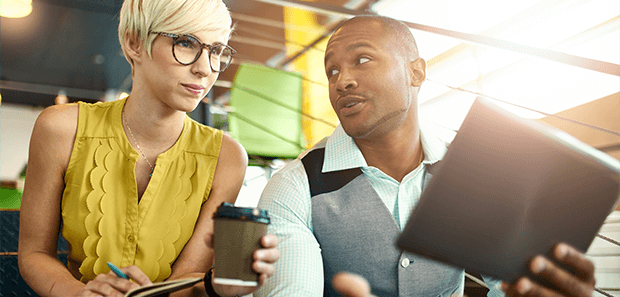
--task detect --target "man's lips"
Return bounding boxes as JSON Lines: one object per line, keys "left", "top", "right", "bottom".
{"left": 337, "top": 95, "right": 366, "bottom": 116}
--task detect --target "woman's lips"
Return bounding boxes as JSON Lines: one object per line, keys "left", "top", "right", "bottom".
{"left": 183, "top": 84, "right": 205, "bottom": 95}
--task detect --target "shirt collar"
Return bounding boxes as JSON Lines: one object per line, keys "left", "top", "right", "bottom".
{"left": 323, "top": 125, "right": 367, "bottom": 172}
{"left": 322, "top": 123, "right": 448, "bottom": 173}
{"left": 419, "top": 122, "right": 448, "bottom": 165}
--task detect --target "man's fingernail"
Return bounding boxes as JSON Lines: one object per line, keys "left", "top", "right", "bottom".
{"left": 517, "top": 279, "right": 532, "bottom": 294}
{"left": 531, "top": 256, "right": 546, "bottom": 274}
{"left": 500, "top": 282, "right": 507, "bottom": 292}
{"left": 555, "top": 244, "right": 568, "bottom": 259}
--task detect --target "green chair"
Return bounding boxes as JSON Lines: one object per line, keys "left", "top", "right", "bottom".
{"left": 229, "top": 63, "right": 305, "bottom": 159}
{"left": 0, "top": 188, "right": 22, "bottom": 209}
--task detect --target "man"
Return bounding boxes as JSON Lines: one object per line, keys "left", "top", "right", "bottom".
{"left": 255, "top": 15, "right": 596, "bottom": 297}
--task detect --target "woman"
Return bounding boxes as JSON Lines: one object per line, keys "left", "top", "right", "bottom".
{"left": 18, "top": 0, "right": 279, "bottom": 296}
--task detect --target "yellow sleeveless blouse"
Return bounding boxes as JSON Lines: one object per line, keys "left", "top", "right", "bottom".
{"left": 61, "top": 98, "right": 222, "bottom": 282}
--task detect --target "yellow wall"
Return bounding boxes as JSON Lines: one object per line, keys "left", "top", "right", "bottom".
{"left": 284, "top": 7, "right": 337, "bottom": 149}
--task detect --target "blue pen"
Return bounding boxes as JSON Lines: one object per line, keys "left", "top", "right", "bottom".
{"left": 107, "top": 262, "right": 129, "bottom": 280}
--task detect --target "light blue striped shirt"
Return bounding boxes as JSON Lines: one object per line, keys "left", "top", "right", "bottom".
{"left": 256, "top": 124, "right": 502, "bottom": 296}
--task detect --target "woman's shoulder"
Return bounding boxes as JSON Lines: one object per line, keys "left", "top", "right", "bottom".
{"left": 29, "top": 104, "right": 79, "bottom": 171}
{"left": 220, "top": 133, "right": 247, "bottom": 164}
{"left": 34, "top": 103, "right": 79, "bottom": 140}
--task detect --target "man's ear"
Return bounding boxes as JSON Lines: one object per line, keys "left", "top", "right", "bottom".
{"left": 409, "top": 58, "right": 426, "bottom": 87}
{"left": 123, "top": 31, "right": 143, "bottom": 64}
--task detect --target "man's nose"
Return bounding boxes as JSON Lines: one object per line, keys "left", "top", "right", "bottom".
{"left": 336, "top": 68, "right": 358, "bottom": 92}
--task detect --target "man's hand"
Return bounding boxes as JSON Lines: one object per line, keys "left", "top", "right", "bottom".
{"left": 501, "top": 243, "right": 596, "bottom": 297}
{"left": 331, "top": 272, "right": 375, "bottom": 297}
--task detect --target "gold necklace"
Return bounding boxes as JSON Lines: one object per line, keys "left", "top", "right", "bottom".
{"left": 123, "top": 110, "right": 155, "bottom": 177}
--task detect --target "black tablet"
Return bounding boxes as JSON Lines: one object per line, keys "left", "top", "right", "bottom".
{"left": 396, "top": 97, "right": 620, "bottom": 283}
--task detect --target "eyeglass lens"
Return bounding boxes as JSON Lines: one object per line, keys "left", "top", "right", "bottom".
{"left": 172, "top": 35, "right": 234, "bottom": 72}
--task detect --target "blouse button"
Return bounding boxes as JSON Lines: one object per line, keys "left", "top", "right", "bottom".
{"left": 128, "top": 234, "right": 135, "bottom": 243}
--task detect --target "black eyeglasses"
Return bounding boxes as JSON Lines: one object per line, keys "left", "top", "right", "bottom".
{"left": 151, "top": 32, "right": 236, "bottom": 73}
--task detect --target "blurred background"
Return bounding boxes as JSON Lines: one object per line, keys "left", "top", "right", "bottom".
{"left": 0, "top": 0, "right": 618, "bottom": 296}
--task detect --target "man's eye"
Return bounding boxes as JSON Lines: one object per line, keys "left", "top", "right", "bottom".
{"left": 358, "top": 57, "right": 370, "bottom": 64}
{"left": 328, "top": 68, "right": 340, "bottom": 78}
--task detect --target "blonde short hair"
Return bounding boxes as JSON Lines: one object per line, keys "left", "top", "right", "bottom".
{"left": 118, "top": 0, "right": 233, "bottom": 65}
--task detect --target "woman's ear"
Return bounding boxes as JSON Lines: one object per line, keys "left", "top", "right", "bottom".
{"left": 409, "top": 58, "right": 426, "bottom": 87}
{"left": 123, "top": 31, "right": 143, "bottom": 64}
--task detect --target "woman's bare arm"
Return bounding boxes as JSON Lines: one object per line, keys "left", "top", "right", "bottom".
{"left": 18, "top": 104, "right": 85, "bottom": 296}
{"left": 19, "top": 104, "right": 151, "bottom": 296}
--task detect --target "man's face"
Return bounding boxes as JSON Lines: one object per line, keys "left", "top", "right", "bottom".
{"left": 324, "top": 19, "right": 415, "bottom": 139}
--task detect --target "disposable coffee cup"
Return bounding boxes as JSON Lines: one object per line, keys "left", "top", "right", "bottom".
{"left": 212, "top": 202, "right": 270, "bottom": 286}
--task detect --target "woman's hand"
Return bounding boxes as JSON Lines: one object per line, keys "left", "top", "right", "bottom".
{"left": 212, "top": 234, "right": 280, "bottom": 296}
{"left": 75, "top": 265, "right": 152, "bottom": 297}
{"left": 501, "top": 243, "right": 596, "bottom": 297}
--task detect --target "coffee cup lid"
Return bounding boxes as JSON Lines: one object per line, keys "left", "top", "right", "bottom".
{"left": 213, "top": 202, "right": 270, "bottom": 224}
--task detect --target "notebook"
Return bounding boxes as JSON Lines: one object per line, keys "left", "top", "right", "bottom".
{"left": 396, "top": 97, "right": 620, "bottom": 283}
{"left": 124, "top": 277, "right": 202, "bottom": 297}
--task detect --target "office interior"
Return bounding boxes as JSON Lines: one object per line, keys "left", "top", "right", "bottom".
{"left": 0, "top": 0, "right": 618, "bottom": 296}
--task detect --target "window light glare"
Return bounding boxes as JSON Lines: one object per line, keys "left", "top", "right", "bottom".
{"left": 494, "top": 0, "right": 619, "bottom": 50}
{"left": 0, "top": 0, "right": 33, "bottom": 18}
{"left": 117, "top": 92, "right": 130, "bottom": 100}
{"left": 378, "top": 0, "right": 618, "bottom": 129}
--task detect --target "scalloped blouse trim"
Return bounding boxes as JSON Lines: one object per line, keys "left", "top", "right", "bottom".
{"left": 157, "top": 154, "right": 197, "bottom": 281}
{"left": 80, "top": 139, "right": 112, "bottom": 281}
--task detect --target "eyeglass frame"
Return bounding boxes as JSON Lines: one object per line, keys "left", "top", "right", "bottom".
{"left": 150, "top": 31, "right": 236, "bottom": 73}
